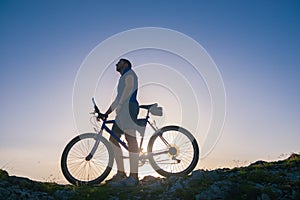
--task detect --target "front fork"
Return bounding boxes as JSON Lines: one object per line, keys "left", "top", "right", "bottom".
{"left": 85, "top": 131, "right": 102, "bottom": 161}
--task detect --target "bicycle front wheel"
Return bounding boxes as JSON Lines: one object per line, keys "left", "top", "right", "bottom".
{"left": 61, "top": 133, "right": 113, "bottom": 185}
{"left": 148, "top": 126, "right": 199, "bottom": 177}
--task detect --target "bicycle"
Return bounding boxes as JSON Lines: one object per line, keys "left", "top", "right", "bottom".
{"left": 61, "top": 98, "right": 199, "bottom": 185}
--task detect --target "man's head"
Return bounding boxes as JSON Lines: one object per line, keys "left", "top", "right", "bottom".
{"left": 116, "top": 58, "right": 132, "bottom": 74}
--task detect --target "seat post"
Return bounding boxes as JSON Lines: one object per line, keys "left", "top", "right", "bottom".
{"left": 146, "top": 109, "right": 150, "bottom": 119}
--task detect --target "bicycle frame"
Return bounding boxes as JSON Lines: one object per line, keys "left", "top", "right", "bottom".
{"left": 101, "top": 119, "right": 129, "bottom": 150}
{"left": 100, "top": 108, "right": 158, "bottom": 151}
{"left": 86, "top": 109, "right": 169, "bottom": 162}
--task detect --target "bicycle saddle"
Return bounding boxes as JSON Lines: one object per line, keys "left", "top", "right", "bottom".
{"left": 140, "top": 103, "right": 163, "bottom": 116}
{"left": 139, "top": 103, "right": 158, "bottom": 110}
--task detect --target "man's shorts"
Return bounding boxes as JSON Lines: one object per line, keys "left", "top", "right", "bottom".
{"left": 113, "top": 101, "right": 139, "bottom": 135}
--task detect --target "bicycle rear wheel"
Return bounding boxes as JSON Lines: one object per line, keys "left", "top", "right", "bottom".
{"left": 61, "top": 133, "right": 113, "bottom": 185}
{"left": 147, "top": 126, "right": 199, "bottom": 177}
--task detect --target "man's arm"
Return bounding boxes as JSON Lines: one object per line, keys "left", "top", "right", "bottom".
{"left": 105, "top": 74, "right": 134, "bottom": 115}
{"left": 105, "top": 96, "right": 119, "bottom": 115}
{"left": 118, "top": 74, "right": 134, "bottom": 105}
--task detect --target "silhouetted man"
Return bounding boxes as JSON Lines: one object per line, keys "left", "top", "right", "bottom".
{"left": 105, "top": 58, "right": 139, "bottom": 186}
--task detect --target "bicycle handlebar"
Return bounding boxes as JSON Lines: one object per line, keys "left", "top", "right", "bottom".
{"left": 92, "top": 97, "right": 108, "bottom": 120}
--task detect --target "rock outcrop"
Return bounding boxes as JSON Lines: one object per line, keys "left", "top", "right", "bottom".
{"left": 1, "top": 153, "right": 299, "bottom": 199}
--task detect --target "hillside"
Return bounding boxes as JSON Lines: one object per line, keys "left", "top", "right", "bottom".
{"left": 1, "top": 153, "right": 300, "bottom": 200}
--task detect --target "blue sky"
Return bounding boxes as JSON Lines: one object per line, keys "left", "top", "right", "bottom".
{"left": 0, "top": 0, "right": 299, "bottom": 182}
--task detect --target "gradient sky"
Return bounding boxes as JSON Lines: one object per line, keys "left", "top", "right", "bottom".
{"left": 1, "top": 0, "right": 299, "bottom": 183}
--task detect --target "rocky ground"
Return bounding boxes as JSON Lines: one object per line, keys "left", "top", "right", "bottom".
{"left": 1, "top": 153, "right": 300, "bottom": 200}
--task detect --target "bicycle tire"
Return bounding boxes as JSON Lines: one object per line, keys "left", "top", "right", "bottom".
{"left": 61, "top": 133, "right": 114, "bottom": 185}
{"left": 147, "top": 126, "right": 199, "bottom": 177}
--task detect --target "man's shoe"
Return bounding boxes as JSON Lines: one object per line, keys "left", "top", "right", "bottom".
{"left": 110, "top": 176, "right": 139, "bottom": 187}
{"left": 105, "top": 173, "right": 127, "bottom": 184}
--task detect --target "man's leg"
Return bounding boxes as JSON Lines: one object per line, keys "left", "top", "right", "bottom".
{"left": 124, "top": 129, "right": 139, "bottom": 180}
{"left": 110, "top": 124, "right": 125, "bottom": 174}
